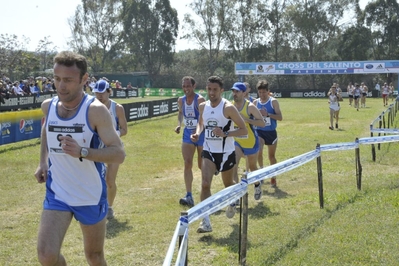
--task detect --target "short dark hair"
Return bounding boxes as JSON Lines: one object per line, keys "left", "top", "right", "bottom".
{"left": 182, "top": 76, "right": 196, "bottom": 86}
{"left": 53, "top": 51, "right": 87, "bottom": 81}
{"left": 256, "top": 79, "right": 269, "bottom": 91}
{"left": 207, "top": 76, "right": 223, "bottom": 88}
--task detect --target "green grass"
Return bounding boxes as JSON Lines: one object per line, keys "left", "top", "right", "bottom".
{"left": 1, "top": 98, "right": 399, "bottom": 265}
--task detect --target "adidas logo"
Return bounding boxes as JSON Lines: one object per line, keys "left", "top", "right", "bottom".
{"left": 376, "top": 64, "right": 384, "bottom": 69}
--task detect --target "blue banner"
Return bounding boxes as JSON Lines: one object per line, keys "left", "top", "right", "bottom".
{"left": 235, "top": 60, "right": 399, "bottom": 75}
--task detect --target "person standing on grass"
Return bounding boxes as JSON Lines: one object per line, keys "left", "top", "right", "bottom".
{"left": 231, "top": 82, "right": 265, "bottom": 200}
{"left": 353, "top": 83, "right": 361, "bottom": 111}
{"left": 360, "top": 82, "right": 368, "bottom": 108}
{"left": 34, "top": 51, "right": 125, "bottom": 266}
{"left": 328, "top": 85, "right": 341, "bottom": 130}
{"left": 382, "top": 82, "right": 389, "bottom": 106}
{"left": 175, "top": 76, "right": 205, "bottom": 207}
{"left": 347, "top": 82, "right": 354, "bottom": 106}
{"left": 389, "top": 82, "right": 395, "bottom": 102}
{"left": 94, "top": 79, "right": 128, "bottom": 219}
{"left": 190, "top": 76, "right": 247, "bottom": 233}
{"left": 253, "top": 79, "right": 283, "bottom": 188}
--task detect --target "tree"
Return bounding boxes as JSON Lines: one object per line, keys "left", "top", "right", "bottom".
{"left": 285, "top": 0, "right": 355, "bottom": 89}
{"left": 182, "top": 0, "right": 228, "bottom": 76}
{"left": 363, "top": 0, "right": 399, "bottom": 60}
{"left": 223, "top": 0, "right": 268, "bottom": 62}
{"left": 122, "top": 0, "right": 179, "bottom": 83}
{"left": 68, "top": 0, "right": 125, "bottom": 72}
{"left": 35, "top": 37, "right": 58, "bottom": 71}
{"left": 0, "top": 34, "right": 32, "bottom": 80}
{"left": 338, "top": 26, "right": 373, "bottom": 60}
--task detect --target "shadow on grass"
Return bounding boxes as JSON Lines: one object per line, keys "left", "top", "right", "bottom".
{"left": 198, "top": 223, "right": 241, "bottom": 253}
{"left": 260, "top": 192, "right": 364, "bottom": 265}
{"left": 0, "top": 139, "right": 40, "bottom": 154}
{"left": 248, "top": 201, "right": 279, "bottom": 219}
{"left": 263, "top": 187, "right": 290, "bottom": 199}
{"left": 106, "top": 218, "right": 133, "bottom": 239}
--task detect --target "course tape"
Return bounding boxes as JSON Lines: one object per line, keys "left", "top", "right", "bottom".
{"left": 175, "top": 227, "right": 188, "bottom": 266}
{"left": 370, "top": 128, "right": 399, "bottom": 134}
{"left": 163, "top": 220, "right": 182, "bottom": 266}
{"left": 187, "top": 180, "right": 248, "bottom": 224}
{"left": 359, "top": 135, "right": 399, "bottom": 145}
{"left": 247, "top": 150, "right": 319, "bottom": 184}
{"left": 320, "top": 142, "right": 358, "bottom": 151}
{"left": 166, "top": 132, "right": 399, "bottom": 266}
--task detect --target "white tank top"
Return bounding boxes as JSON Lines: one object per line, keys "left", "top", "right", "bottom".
{"left": 46, "top": 94, "right": 106, "bottom": 206}
{"left": 108, "top": 100, "right": 118, "bottom": 130}
{"left": 202, "top": 98, "right": 235, "bottom": 153}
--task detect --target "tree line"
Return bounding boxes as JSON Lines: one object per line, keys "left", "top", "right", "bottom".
{"left": 1, "top": 0, "right": 398, "bottom": 91}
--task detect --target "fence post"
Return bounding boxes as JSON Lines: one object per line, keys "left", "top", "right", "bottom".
{"left": 378, "top": 117, "right": 382, "bottom": 150}
{"left": 383, "top": 114, "right": 386, "bottom": 134}
{"left": 370, "top": 124, "right": 376, "bottom": 162}
{"left": 179, "top": 211, "right": 188, "bottom": 266}
{"left": 316, "top": 144, "right": 324, "bottom": 209}
{"left": 388, "top": 107, "right": 393, "bottom": 128}
{"left": 239, "top": 175, "right": 248, "bottom": 265}
{"left": 355, "top": 138, "right": 362, "bottom": 190}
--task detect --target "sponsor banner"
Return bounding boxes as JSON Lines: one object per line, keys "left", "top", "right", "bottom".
{"left": 124, "top": 97, "right": 179, "bottom": 122}
{"left": 1, "top": 98, "right": 179, "bottom": 145}
{"left": 152, "top": 100, "right": 170, "bottom": 117}
{"left": 0, "top": 112, "right": 16, "bottom": 145}
{"left": 268, "top": 90, "right": 379, "bottom": 98}
{"left": 235, "top": 60, "right": 399, "bottom": 75}
{"left": 127, "top": 102, "right": 151, "bottom": 121}
{"left": 0, "top": 93, "right": 57, "bottom": 112}
{"left": 0, "top": 109, "right": 42, "bottom": 145}
{"left": 111, "top": 88, "right": 139, "bottom": 98}
{"left": 144, "top": 88, "right": 184, "bottom": 97}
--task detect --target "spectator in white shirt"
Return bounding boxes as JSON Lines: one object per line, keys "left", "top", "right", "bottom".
{"left": 13, "top": 82, "right": 25, "bottom": 96}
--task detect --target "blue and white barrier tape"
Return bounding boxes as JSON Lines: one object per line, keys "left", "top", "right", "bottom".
{"left": 370, "top": 128, "right": 399, "bottom": 134}
{"left": 175, "top": 228, "right": 188, "bottom": 266}
{"left": 359, "top": 135, "right": 399, "bottom": 145}
{"left": 188, "top": 180, "right": 248, "bottom": 224}
{"left": 163, "top": 220, "right": 183, "bottom": 266}
{"left": 247, "top": 150, "right": 319, "bottom": 185}
{"left": 320, "top": 142, "right": 359, "bottom": 151}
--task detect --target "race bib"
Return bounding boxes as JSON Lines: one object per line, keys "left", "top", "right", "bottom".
{"left": 184, "top": 118, "right": 197, "bottom": 129}
{"left": 263, "top": 116, "right": 271, "bottom": 126}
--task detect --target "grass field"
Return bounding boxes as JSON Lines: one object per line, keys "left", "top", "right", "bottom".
{"left": 1, "top": 97, "right": 399, "bottom": 265}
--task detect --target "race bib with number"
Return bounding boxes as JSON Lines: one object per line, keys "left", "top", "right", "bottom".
{"left": 184, "top": 117, "right": 197, "bottom": 129}
{"left": 264, "top": 116, "right": 271, "bottom": 126}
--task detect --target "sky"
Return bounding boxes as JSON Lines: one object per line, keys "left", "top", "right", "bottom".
{"left": 0, "top": 0, "right": 370, "bottom": 53}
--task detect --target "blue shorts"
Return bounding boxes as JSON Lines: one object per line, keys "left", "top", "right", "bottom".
{"left": 202, "top": 150, "right": 236, "bottom": 172}
{"left": 234, "top": 137, "right": 259, "bottom": 156}
{"left": 257, "top": 130, "right": 278, "bottom": 146}
{"left": 183, "top": 128, "right": 204, "bottom": 146}
{"left": 43, "top": 196, "right": 108, "bottom": 225}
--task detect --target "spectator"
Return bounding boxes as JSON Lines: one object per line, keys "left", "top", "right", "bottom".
{"left": 110, "top": 80, "right": 116, "bottom": 89}
{"left": 0, "top": 82, "right": 10, "bottom": 104}
{"left": 116, "top": 80, "right": 122, "bottom": 89}
{"left": 89, "top": 77, "right": 97, "bottom": 92}
{"left": 21, "top": 80, "right": 31, "bottom": 95}
{"left": 30, "top": 82, "right": 41, "bottom": 96}
{"left": 126, "top": 82, "right": 133, "bottom": 90}
{"left": 13, "top": 82, "right": 25, "bottom": 96}
{"left": 43, "top": 81, "right": 54, "bottom": 93}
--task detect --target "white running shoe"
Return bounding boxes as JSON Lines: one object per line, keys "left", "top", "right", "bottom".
{"left": 226, "top": 203, "right": 237, "bottom": 219}
{"left": 197, "top": 218, "right": 212, "bottom": 233}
